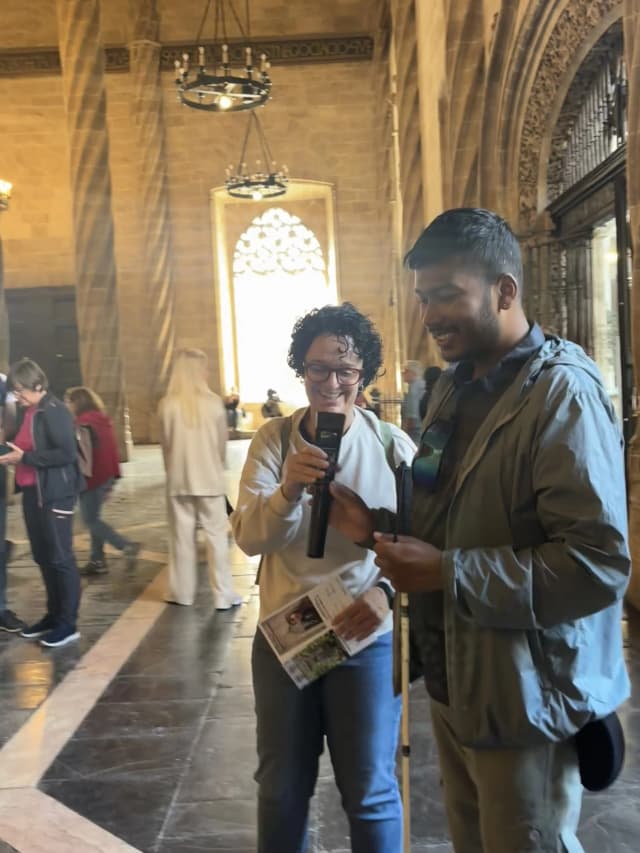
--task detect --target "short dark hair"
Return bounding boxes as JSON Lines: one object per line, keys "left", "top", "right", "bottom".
{"left": 7, "top": 357, "right": 49, "bottom": 392}
{"left": 404, "top": 208, "right": 523, "bottom": 288}
{"left": 287, "top": 303, "right": 383, "bottom": 387}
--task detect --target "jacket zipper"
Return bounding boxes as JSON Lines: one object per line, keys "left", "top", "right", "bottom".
{"left": 31, "top": 408, "right": 44, "bottom": 508}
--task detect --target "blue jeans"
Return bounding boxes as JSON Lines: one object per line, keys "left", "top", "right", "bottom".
{"left": 252, "top": 629, "right": 402, "bottom": 853}
{"left": 79, "top": 480, "right": 129, "bottom": 561}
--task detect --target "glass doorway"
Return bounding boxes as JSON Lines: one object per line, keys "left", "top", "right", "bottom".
{"left": 591, "top": 219, "right": 623, "bottom": 423}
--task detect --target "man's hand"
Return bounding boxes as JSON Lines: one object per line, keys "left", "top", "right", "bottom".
{"left": 333, "top": 586, "right": 389, "bottom": 642}
{"left": 328, "top": 482, "right": 375, "bottom": 545}
{"left": 374, "top": 532, "right": 444, "bottom": 593}
{"left": 280, "top": 445, "right": 329, "bottom": 502}
{"left": 0, "top": 442, "right": 24, "bottom": 466}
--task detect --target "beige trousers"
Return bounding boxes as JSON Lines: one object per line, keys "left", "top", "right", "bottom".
{"left": 166, "top": 494, "right": 238, "bottom": 607}
{"left": 430, "top": 700, "right": 584, "bottom": 853}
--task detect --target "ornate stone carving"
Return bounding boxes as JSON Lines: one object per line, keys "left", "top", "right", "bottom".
{"left": 546, "top": 22, "right": 622, "bottom": 203}
{"left": 0, "top": 46, "right": 129, "bottom": 76}
{"left": 623, "top": 0, "right": 640, "bottom": 609}
{"left": 0, "top": 36, "right": 372, "bottom": 78}
{"left": 518, "top": 0, "right": 621, "bottom": 226}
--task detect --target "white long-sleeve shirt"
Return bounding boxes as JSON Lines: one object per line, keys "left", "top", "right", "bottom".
{"left": 232, "top": 407, "right": 416, "bottom": 623}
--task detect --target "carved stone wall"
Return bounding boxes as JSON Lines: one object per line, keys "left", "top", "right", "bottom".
{"left": 623, "top": 0, "right": 640, "bottom": 609}
{"left": 517, "top": 0, "right": 621, "bottom": 228}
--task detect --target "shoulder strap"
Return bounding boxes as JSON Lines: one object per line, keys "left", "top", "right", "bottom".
{"left": 279, "top": 415, "right": 292, "bottom": 466}
{"left": 256, "top": 415, "right": 293, "bottom": 586}
{"left": 378, "top": 419, "right": 396, "bottom": 472}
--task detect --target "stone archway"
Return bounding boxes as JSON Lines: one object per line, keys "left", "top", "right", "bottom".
{"left": 515, "top": 0, "right": 622, "bottom": 231}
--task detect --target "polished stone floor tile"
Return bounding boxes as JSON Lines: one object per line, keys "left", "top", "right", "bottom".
{"left": 176, "top": 718, "right": 258, "bottom": 803}
{"left": 160, "top": 799, "right": 257, "bottom": 851}
{"left": 38, "top": 778, "right": 176, "bottom": 851}
{"left": 69, "top": 699, "right": 209, "bottom": 740}
{"left": 43, "top": 727, "right": 198, "bottom": 782}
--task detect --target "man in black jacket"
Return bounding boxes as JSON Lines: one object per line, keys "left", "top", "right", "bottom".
{"left": 0, "top": 358, "right": 83, "bottom": 648}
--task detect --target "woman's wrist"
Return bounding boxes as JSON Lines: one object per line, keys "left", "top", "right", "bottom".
{"left": 374, "top": 581, "right": 395, "bottom": 610}
{"left": 280, "top": 483, "right": 301, "bottom": 503}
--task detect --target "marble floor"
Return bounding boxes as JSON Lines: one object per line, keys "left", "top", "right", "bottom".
{"left": 0, "top": 442, "right": 638, "bottom": 852}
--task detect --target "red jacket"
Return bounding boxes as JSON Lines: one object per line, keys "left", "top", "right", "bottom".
{"left": 76, "top": 409, "right": 121, "bottom": 491}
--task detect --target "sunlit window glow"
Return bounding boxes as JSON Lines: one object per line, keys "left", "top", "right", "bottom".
{"left": 233, "top": 208, "right": 334, "bottom": 406}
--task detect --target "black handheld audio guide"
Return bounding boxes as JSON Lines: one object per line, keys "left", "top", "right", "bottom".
{"left": 306, "top": 411, "right": 346, "bottom": 558}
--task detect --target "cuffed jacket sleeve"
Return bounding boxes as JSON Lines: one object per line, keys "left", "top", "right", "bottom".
{"left": 442, "top": 382, "right": 630, "bottom": 631}
{"left": 231, "top": 421, "right": 306, "bottom": 556}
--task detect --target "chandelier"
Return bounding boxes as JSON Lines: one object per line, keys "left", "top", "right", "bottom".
{"left": 0, "top": 180, "right": 12, "bottom": 212}
{"left": 225, "top": 112, "right": 288, "bottom": 200}
{"left": 175, "top": 0, "right": 271, "bottom": 112}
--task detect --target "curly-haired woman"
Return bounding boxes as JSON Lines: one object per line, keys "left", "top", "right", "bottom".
{"left": 232, "top": 303, "right": 416, "bottom": 853}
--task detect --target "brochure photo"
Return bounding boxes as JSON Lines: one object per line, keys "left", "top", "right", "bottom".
{"left": 259, "top": 574, "right": 376, "bottom": 689}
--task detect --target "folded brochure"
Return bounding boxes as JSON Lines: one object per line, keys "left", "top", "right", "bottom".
{"left": 259, "top": 574, "right": 376, "bottom": 688}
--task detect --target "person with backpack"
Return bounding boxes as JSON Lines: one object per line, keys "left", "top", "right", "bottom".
{"left": 232, "top": 303, "right": 415, "bottom": 853}
{"left": 0, "top": 358, "right": 82, "bottom": 648}
{"left": 64, "top": 386, "right": 140, "bottom": 575}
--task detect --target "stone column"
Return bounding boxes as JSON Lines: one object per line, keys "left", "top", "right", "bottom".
{"left": 129, "top": 0, "right": 176, "bottom": 438}
{"left": 55, "top": 0, "right": 128, "bottom": 457}
{"left": 624, "top": 0, "right": 640, "bottom": 609}
{"left": 0, "top": 237, "right": 9, "bottom": 368}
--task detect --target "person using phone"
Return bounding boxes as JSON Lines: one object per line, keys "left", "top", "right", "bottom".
{"left": 232, "top": 303, "right": 415, "bottom": 853}
{"left": 0, "top": 358, "right": 83, "bottom": 648}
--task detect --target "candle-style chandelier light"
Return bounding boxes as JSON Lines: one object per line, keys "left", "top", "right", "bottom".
{"left": 175, "top": 0, "right": 271, "bottom": 112}
{"left": 225, "top": 112, "right": 288, "bottom": 200}
{"left": 0, "top": 180, "right": 12, "bottom": 212}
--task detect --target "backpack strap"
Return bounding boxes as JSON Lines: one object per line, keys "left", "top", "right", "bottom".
{"left": 256, "top": 415, "right": 293, "bottom": 585}
{"left": 279, "top": 415, "right": 292, "bottom": 465}
{"left": 378, "top": 419, "right": 396, "bottom": 473}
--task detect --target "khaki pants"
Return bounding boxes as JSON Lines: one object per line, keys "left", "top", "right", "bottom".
{"left": 166, "top": 494, "right": 238, "bottom": 607}
{"left": 430, "top": 700, "right": 584, "bottom": 853}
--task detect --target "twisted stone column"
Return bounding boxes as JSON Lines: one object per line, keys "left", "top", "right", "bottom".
{"left": 624, "top": 0, "right": 640, "bottom": 609}
{"left": 55, "top": 0, "right": 128, "bottom": 456}
{"left": 0, "top": 238, "right": 9, "bottom": 368}
{"left": 130, "top": 0, "right": 176, "bottom": 435}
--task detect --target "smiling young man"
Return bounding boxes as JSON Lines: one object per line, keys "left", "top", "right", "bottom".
{"left": 330, "top": 209, "right": 630, "bottom": 852}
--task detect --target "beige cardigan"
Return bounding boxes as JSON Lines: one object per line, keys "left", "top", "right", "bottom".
{"left": 159, "top": 393, "right": 227, "bottom": 496}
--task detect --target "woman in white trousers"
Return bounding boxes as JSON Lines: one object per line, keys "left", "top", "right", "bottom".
{"left": 159, "top": 349, "right": 242, "bottom": 610}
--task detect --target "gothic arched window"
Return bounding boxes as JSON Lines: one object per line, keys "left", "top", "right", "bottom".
{"left": 232, "top": 207, "right": 334, "bottom": 405}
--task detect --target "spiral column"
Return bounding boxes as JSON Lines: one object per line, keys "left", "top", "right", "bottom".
{"left": 130, "top": 0, "right": 176, "bottom": 436}
{"left": 55, "top": 0, "right": 128, "bottom": 456}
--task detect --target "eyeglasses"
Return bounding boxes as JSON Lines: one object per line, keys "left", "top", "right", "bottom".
{"left": 412, "top": 418, "right": 455, "bottom": 492}
{"left": 303, "top": 363, "right": 364, "bottom": 386}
